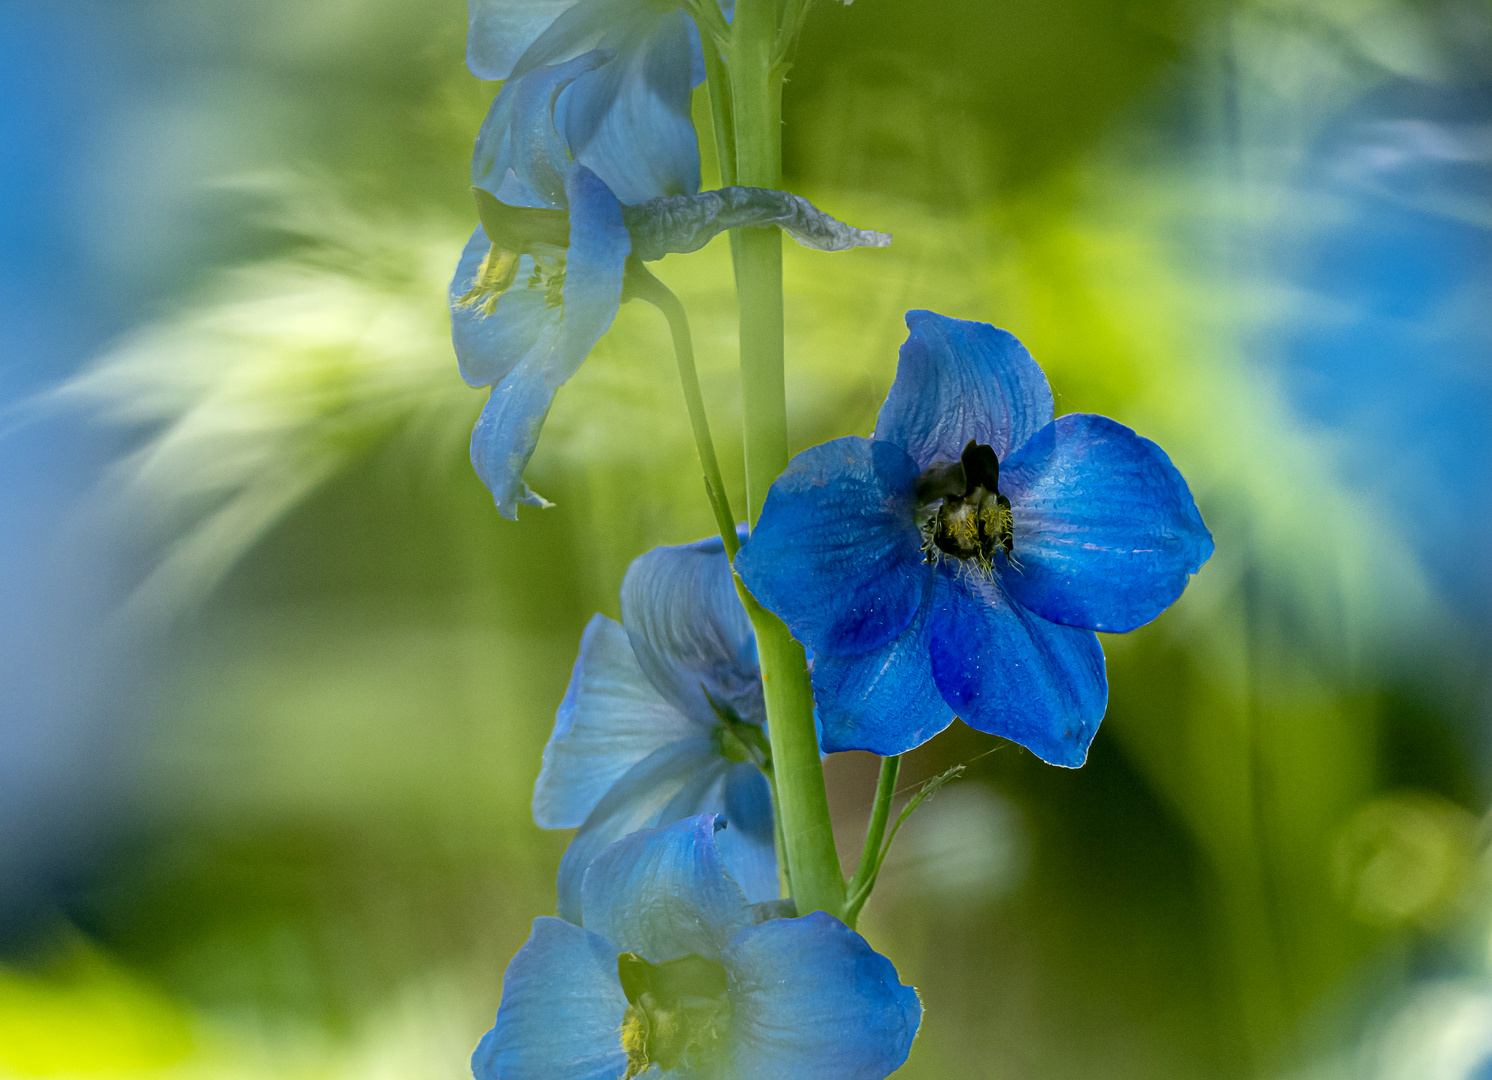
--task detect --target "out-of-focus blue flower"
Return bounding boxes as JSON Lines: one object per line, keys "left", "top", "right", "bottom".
{"left": 451, "top": 51, "right": 891, "bottom": 517}
{"left": 735, "top": 310, "right": 1213, "bottom": 767}
{"left": 472, "top": 815, "right": 922, "bottom": 1080}
{"left": 536, "top": 531, "right": 778, "bottom": 924}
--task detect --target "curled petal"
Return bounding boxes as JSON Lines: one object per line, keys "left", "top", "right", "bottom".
{"left": 812, "top": 598, "right": 955, "bottom": 757}
{"left": 466, "top": 0, "right": 579, "bottom": 81}
{"left": 715, "top": 764, "right": 778, "bottom": 904}
{"left": 469, "top": 360, "right": 562, "bottom": 519}
{"left": 735, "top": 437, "right": 928, "bottom": 658}
{"left": 471, "top": 917, "right": 628, "bottom": 1080}
{"left": 724, "top": 911, "right": 922, "bottom": 1080}
{"left": 928, "top": 565, "right": 1107, "bottom": 768}
{"left": 624, "top": 187, "right": 891, "bottom": 262}
{"left": 1000, "top": 414, "right": 1214, "bottom": 633}
{"left": 875, "top": 311, "right": 1053, "bottom": 470}
{"left": 581, "top": 814, "right": 754, "bottom": 963}
{"left": 621, "top": 531, "right": 761, "bottom": 727}
{"left": 534, "top": 615, "right": 704, "bottom": 831}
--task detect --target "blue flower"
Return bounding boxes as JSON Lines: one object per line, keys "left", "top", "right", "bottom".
{"left": 473, "top": 815, "right": 922, "bottom": 1080}
{"left": 451, "top": 59, "right": 891, "bottom": 518}
{"left": 536, "top": 532, "right": 779, "bottom": 924}
{"left": 735, "top": 310, "right": 1214, "bottom": 767}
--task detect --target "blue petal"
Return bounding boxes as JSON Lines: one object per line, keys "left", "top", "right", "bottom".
{"left": 621, "top": 533, "right": 761, "bottom": 727}
{"left": 559, "top": 13, "right": 701, "bottom": 202}
{"left": 812, "top": 596, "right": 956, "bottom": 757}
{"left": 875, "top": 310, "right": 1054, "bottom": 471}
{"left": 734, "top": 437, "right": 927, "bottom": 658}
{"left": 466, "top": 0, "right": 578, "bottom": 81}
{"left": 450, "top": 228, "right": 556, "bottom": 388}
{"left": 581, "top": 815, "right": 755, "bottom": 963}
{"left": 715, "top": 764, "right": 778, "bottom": 903}
{"left": 471, "top": 917, "right": 628, "bottom": 1080}
{"left": 469, "top": 165, "right": 628, "bottom": 516}
{"left": 999, "top": 414, "right": 1214, "bottom": 633}
{"left": 722, "top": 911, "right": 921, "bottom": 1080}
{"left": 534, "top": 615, "right": 706, "bottom": 831}
{"left": 554, "top": 737, "right": 724, "bottom": 923}
{"left": 473, "top": 52, "right": 608, "bottom": 208}
{"left": 928, "top": 565, "right": 1107, "bottom": 768}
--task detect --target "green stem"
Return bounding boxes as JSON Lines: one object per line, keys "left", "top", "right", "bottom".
{"left": 624, "top": 258, "right": 738, "bottom": 557}
{"left": 845, "top": 755, "right": 901, "bottom": 926}
{"left": 725, "top": 0, "right": 844, "bottom": 919}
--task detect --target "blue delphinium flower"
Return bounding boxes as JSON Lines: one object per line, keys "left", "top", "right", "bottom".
{"left": 452, "top": 36, "right": 889, "bottom": 517}
{"left": 537, "top": 531, "right": 778, "bottom": 924}
{"left": 735, "top": 310, "right": 1214, "bottom": 767}
{"left": 473, "top": 815, "right": 922, "bottom": 1080}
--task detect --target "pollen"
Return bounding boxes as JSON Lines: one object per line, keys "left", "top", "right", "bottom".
{"left": 620, "top": 1002, "right": 652, "bottom": 1080}
{"left": 456, "top": 246, "right": 520, "bottom": 315}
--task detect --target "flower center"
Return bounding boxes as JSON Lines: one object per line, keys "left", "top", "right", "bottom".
{"left": 618, "top": 952, "right": 731, "bottom": 1077}
{"left": 703, "top": 688, "right": 771, "bottom": 768}
{"left": 916, "top": 439, "right": 1015, "bottom": 572}
{"left": 458, "top": 187, "right": 572, "bottom": 314}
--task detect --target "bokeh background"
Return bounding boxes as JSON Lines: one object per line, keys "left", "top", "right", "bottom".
{"left": 3, "top": 0, "right": 1492, "bottom": 1076}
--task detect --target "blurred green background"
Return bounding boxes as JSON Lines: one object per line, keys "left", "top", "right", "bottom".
{"left": 4, "top": 0, "right": 1492, "bottom": 1077}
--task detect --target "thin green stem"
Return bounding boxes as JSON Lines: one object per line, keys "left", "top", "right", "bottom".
{"left": 624, "top": 258, "right": 738, "bottom": 558}
{"left": 845, "top": 755, "right": 900, "bottom": 925}
{"left": 701, "top": 36, "right": 737, "bottom": 189}
{"left": 721, "top": 0, "right": 845, "bottom": 920}
{"left": 843, "top": 765, "right": 964, "bottom": 923}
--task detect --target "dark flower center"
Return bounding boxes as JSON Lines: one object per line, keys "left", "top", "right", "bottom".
{"left": 618, "top": 952, "right": 731, "bottom": 1077}
{"left": 916, "top": 439, "right": 1014, "bottom": 571}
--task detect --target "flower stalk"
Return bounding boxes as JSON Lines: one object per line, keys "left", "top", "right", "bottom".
{"left": 724, "top": 0, "right": 845, "bottom": 919}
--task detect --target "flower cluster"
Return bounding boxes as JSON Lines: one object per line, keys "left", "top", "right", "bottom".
{"left": 451, "top": 2, "right": 1211, "bottom": 1076}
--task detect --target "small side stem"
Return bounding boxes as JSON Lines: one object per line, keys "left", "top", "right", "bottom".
{"left": 845, "top": 755, "right": 901, "bottom": 925}
{"left": 625, "top": 258, "right": 738, "bottom": 557}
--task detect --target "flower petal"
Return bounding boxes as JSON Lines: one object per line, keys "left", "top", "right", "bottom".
{"left": 875, "top": 311, "right": 1053, "bottom": 470}
{"left": 471, "top": 916, "right": 628, "bottom": 1080}
{"left": 560, "top": 13, "right": 701, "bottom": 203}
{"left": 812, "top": 599, "right": 955, "bottom": 756}
{"left": 623, "top": 188, "right": 890, "bottom": 262}
{"left": 534, "top": 614, "right": 705, "bottom": 831}
{"left": 466, "top": 0, "right": 578, "bottom": 81}
{"left": 999, "top": 414, "right": 1214, "bottom": 633}
{"left": 621, "top": 531, "right": 761, "bottom": 727}
{"left": 928, "top": 565, "right": 1107, "bottom": 768}
{"left": 723, "top": 911, "right": 922, "bottom": 1080}
{"left": 468, "top": 165, "right": 628, "bottom": 517}
{"left": 450, "top": 228, "right": 555, "bottom": 388}
{"left": 715, "top": 764, "right": 778, "bottom": 903}
{"left": 581, "top": 814, "right": 754, "bottom": 963}
{"left": 553, "top": 737, "right": 725, "bottom": 923}
{"left": 734, "top": 437, "right": 927, "bottom": 658}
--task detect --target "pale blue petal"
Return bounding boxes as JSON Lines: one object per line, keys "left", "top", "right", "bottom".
{"left": 555, "top": 737, "right": 722, "bottom": 923}
{"left": 471, "top": 917, "right": 628, "bottom": 1080}
{"left": 466, "top": 0, "right": 578, "bottom": 81}
{"left": 561, "top": 13, "right": 701, "bottom": 202}
{"left": 734, "top": 437, "right": 928, "bottom": 658}
{"left": 723, "top": 912, "right": 921, "bottom": 1080}
{"left": 620, "top": 532, "right": 761, "bottom": 727}
{"left": 1000, "top": 414, "right": 1214, "bottom": 633}
{"left": 714, "top": 765, "right": 778, "bottom": 904}
{"left": 450, "top": 228, "right": 555, "bottom": 388}
{"left": 468, "top": 165, "right": 628, "bottom": 517}
{"left": 581, "top": 815, "right": 754, "bottom": 963}
{"left": 534, "top": 614, "right": 705, "bottom": 830}
{"left": 875, "top": 310, "right": 1054, "bottom": 471}
{"left": 928, "top": 565, "right": 1107, "bottom": 768}
{"left": 812, "top": 597, "right": 955, "bottom": 757}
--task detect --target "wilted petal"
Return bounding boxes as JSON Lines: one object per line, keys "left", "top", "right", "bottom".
{"left": 735, "top": 437, "right": 928, "bottom": 658}
{"left": 1000, "top": 414, "right": 1214, "bottom": 633}
{"left": 928, "top": 566, "right": 1106, "bottom": 768}
{"left": 875, "top": 311, "right": 1053, "bottom": 470}
{"left": 812, "top": 598, "right": 955, "bottom": 757}
{"left": 723, "top": 911, "right": 922, "bottom": 1080}
{"left": 534, "top": 614, "right": 705, "bottom": 830}
{"left": 471, "top": 917, "right": 628, "bottom": 1080}
{"left": 621, "top": 531, "right": 761, "bottom": 727}
{"left": 581, "top": 814, "right": 755, "bottom": 963}
{"left": 624, "top": 187, "right": 891, "bottom": 262}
